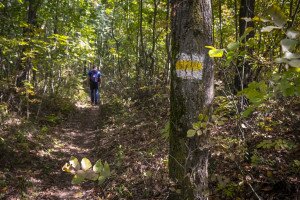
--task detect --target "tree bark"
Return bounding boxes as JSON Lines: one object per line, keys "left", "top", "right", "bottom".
{"left": 16, "top": 0, "right": 42, "bottom": 87}
{"left": 149, "top": 0, "right": 158, "bottom": 85}
{"left": 234, "top": 0, "right": 238, "bottom": 41}
{"left": 138, "top": 0, "right": 146, "bottom": 85}
{"left": 164, "top": 0, "right": 171, "bottom": 85}
{"left": 234, "top": 0, "right": 255, "bottom": 94}
{"left": 169, "top": 0, "right": 214, "bottom": 199}
{"left": 218, "top": 0, "right": 223, "bottom": 48}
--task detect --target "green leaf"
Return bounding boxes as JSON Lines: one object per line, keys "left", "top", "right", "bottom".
{"left": 227, "top": 42, "right": 239, "bottom": 51}
{"left": 81, "top": 157, "right": 92, "bottom": 171}
{"left": 161, "top": 122, "right": 170, "bottom": 139}
{"left": 187, "top": 129, "right": 196, "bottom": 137}
{"left": 216, "top": 120, "right": 225, "bottom": 126}
{"left": 102, "top": 161, "right": 111, "bottom": 177}
{"left": 198, "top": 114, "right": 204, "bottom": 121}
{"left": 72, "top": 171, "right": 86, "bottom": 184}
{"left": 242, "top": 107, "right": 254, "bottom": 118}
{"left": 240, "top": 27, "right": 254, "bottom": 41}
{"left": 85, "top": 170, "right": 98, "bottom": 181}
{"left": 208, "top": 49, "right": 224, "bottom": 58}
{"left": 275, "top": 58, "right": 288, "bottom": 64}
{"left": 261, "top": 26, "right": 281, "bottom": 32}
{"left": 267, "top": 5, "right": 288, "bottom": 27}
{"left": 192, "top": 122, "right": 201, "bottom": 129}
{"left": 98, "top": 175, "right": 106, "bottom": 184}
{"left": 70, "top": 156, "right": 80, "bottom": 170}
{"left": 286, "top": 29, "right": 300, "bottom": 39}
{"left": 281, "top": 39, "right": 298, "bottom": 53}
{"left": 253, "top": 16, "right": 269, "bottom": 22}
{"left": 284, "top": 52, "right": 300, "bottom": 59}
{"left": 289, "top": 59, "right": 300, "bottom": 68}
{"left": 93, "top": 160, "right": 103, "bottom": 173}
{"left": 19, "top": 41, "right": 28, "bottom": 46}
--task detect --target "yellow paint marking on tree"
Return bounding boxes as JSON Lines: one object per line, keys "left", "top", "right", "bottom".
{"left": 175, "top": 60, "right": 203, "bottom": 70}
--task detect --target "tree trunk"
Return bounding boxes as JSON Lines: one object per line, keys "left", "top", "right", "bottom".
{"left": 16, "top": 0, "right": 42, "bottom": 87}
{"left": 164, "top": 0, "right": 171, "bottom": 85}
{"left": 234, "top": 0, "right": 255, "bottom": 94}
{"left": 218, "top": 0, "right": 223, "bottom": 48}
{"left": 138, "top": 0, "right": 146, "bottom": 85}
{"left": 234, "top": 0, "right": 238, "bottom": 41}
{"left": 149, "top": 0, "right": 158, "bottom": 85}
{"left": 169, "top": 0, "right": 214, "bottom": 199}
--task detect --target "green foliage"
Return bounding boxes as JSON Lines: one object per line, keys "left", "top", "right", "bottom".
{"left": 160, "top": 121, "right": 170, "bottom": 139}
{"left": 211, "top": 174, "right": 241, "bottom": 198}
{"left": 258, "top": 5, "right": 300, "bottom": 69}
{"left": 291, "top": 160, "right": 300, "bottom": 173}
{"left": 250, "top": 150, "right": 262, "bottom": 166}
{"left": 187, "top": 114, "right": 211, "bottom": 138}
{"left": 115, "top": 145, "right": 125, "bottom": 167}
{"left": 266, "top": 5, "right": 288, "bottom": 27}
{"left": 44, "top": 114, "right": 60, "bottom": 124}
{"left": 256, "top": 139, "right": 296, "bottom": 151}
{"left": 62, "top": 156, "right": 111, "bottom": 185}
{"left": 238, "top": 69, "right": 300, "bottom": 117}
{"left": 238, "top": 81, "right": 269, "bottom": 117}
{"left": 274, "top": 71, "right": 300, "bottom": 97}
{"left": 238, "top": 81, "right": 268, "bottom": 105}
{"left": 0, "top": 103, "right": 8, "bottom": 123}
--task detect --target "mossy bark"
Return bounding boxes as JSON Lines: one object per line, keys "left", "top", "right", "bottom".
{"left": 169, "top": 0, "right": 214, "bottom": 199}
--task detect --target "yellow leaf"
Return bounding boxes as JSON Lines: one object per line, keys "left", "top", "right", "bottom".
{"left": 205, "top": 45, "right": 215, "bottom": 50}
{"left": 62, "top": 163, "right": 71, "bottom": 173}
{"left": 70, "top": 156, "right": 80, "bottom": 170}
{"left": 81, "top": 157, "right": 92, "bottom": 171}
{"left": 208, "top": 49, "right": 224, "bottom": 58}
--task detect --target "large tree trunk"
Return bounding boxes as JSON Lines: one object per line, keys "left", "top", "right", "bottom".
{"left": 169, "top": 0, "right": 214, "bottom": 199}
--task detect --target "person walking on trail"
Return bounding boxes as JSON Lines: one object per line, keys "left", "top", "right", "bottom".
{"left": 88, "top": 65, "right": 102, "bottom": 105}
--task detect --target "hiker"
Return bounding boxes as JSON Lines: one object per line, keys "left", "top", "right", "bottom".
{"left": 88, "top": 65, "right": 102, "bottom": 105}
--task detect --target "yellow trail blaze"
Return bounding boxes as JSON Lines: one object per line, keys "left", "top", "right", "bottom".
{"left": 176, "top": 60, "right": 203, "bottom": 71}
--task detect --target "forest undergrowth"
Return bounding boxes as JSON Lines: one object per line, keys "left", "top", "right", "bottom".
{"left": 0, "top": 86, "right": 299, "bottom": 199}
{"left": 209, "top": 96, "right": 300, "bottom": 199}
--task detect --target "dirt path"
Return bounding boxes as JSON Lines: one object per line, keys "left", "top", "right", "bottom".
{"left": 35, "top": 104, "right": 102, "bottom": 199}
{"left": 1, "top": 97, "right": 169, "bottom": 200}
{"left": 2, "top": 104, "right": 103, "bottom": 200}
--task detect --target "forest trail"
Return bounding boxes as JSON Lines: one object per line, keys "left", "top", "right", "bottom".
{"left": 2, "top": 97, "right": 169, "bottom": 200}
{"left": 33, "top": 104, "right": 102, "bottom": 199}
{"left": 2, "top": 104, "right": 103, "bottom": 199}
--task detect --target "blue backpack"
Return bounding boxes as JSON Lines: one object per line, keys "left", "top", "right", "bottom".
{"left": 90, "top": 70, "right": 100, "bottom": 83}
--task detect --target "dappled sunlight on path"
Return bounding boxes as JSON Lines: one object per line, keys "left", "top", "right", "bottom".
{"left": 35, "top": 104, "right": 102, "bottom": 199}
{"left": 1, "top": 98, "right": 170, "bottom": 200}
{"left": 1, "top": 103, "right": 103, "bottom": 200}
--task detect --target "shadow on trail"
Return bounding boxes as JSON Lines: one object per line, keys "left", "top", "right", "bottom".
{"left": 0, "top": 104, "right": 103, "bottom": 199}
{"left": 1, "top": 96, "right": 170, "bottom": 200}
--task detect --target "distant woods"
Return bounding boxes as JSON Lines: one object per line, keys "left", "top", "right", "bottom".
{"left": 1, "top": 0, "right": 299, "bottom": 103}
{"left": 0, "top": 0, "right": 170, "bottom": 116}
